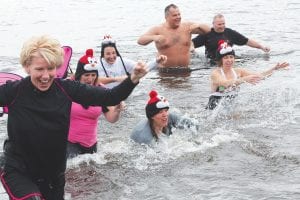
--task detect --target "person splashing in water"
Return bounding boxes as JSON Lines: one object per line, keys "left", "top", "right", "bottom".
{"left": 207, "top": 40, "right": 289, "bottom": 110}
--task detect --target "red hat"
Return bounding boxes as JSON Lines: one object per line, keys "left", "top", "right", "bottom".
{"left": 216, "top": 40, "right": 235, "bottom": 61}
{"left": 75, "top": 49, "right": 98, "bottom": 81}
{"left": 145, "top": 90, "right": 169, "bottom": 118}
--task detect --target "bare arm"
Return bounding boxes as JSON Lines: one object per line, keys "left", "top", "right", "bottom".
{"left": 235, "top": 62, "right": 289, "bottom": 84}
{"left": 211, "top": 62, "right": 289, "bottom": 92}
{"left": 211, "top": 68, "right": 261, "bottom": 90}
{"left": 104, "top": 101, "right": 126, "bottom": 123}
{"left": 99, "top": 61, "right": 148, "bottom": 85}
{"left": 97, "top": 76, "right": 127, "bottom": 85}
{"left": 147, "top": 54, "right": 168, "bottom": 71}
{"left": 137, "top": 26, "right": 166, "bottom": 45}
{"left": 260, "top": 62, "right": 289, "bottom": 77}
{"left": 247, "top": 39, "right": 270, "bottom": 52}
{"left": 190, "top": 23, "right": 211, "bottom": 35}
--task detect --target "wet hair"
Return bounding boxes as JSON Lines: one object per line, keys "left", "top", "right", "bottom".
{"left": 164, "top": 4, "right": 178, "bottom": 17}
{"left": 20, "top": 35, "right": 64, "bottom": 68}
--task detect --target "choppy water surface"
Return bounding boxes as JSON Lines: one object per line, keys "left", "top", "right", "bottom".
{"left": 0, "top": 0, "right": 300, "bottom": 199}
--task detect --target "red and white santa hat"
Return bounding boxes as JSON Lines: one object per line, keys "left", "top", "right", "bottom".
{"left": 216, "top": 40, "right": 235, "bottom": 61}
{"left": 145, "top": 90, "right": 170, "bottom": 118}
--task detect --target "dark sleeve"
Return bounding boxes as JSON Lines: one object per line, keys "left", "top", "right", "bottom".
{"left": 226, "top": 28, "right": 249, "bottom": 45}
{"left": 60, "top": 76, "right": 137, "bottom": 107}
{"left": 192, "top": 34, "right": 206, "bottom": 48}
{"left": 0, "top": 80, "right": 21, "bottom": 106}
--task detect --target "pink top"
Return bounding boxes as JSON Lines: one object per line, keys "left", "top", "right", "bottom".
{"left": 68, "top": 102, "right": 103, "bottom": 147}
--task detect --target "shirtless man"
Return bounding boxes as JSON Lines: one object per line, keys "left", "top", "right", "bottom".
{"left": 137, "top": 4, "right": 210, "bottom": 70}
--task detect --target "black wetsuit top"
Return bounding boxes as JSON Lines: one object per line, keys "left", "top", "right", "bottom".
{"left": 0, "top": 76, "right": 136, "bottom": 182}
{"left": 192, "top": 28, "right": 248, "bottom": 60}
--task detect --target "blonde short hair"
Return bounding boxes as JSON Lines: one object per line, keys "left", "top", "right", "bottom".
{"left": 20, "top": 35, "right": 64, "bottom": 68}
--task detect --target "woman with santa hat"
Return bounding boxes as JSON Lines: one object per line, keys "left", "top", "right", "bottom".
{"left": 130, "top": 90, "right": 198, "bottom": 145}
{"left": 67, "top": 49, "right": 125, "bottom": 158}
{"left": 206, "top": 40, "right": 289, "bottom": 110}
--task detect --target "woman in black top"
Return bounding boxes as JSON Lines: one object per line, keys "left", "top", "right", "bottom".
{"left": 0, "top": 35, "right": 148, "bottom": 200}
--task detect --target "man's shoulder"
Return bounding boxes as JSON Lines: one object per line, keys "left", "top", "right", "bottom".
{"left": 181, "top": 21, "right": 194, "bottom": 26}
{"left": 224, "top": 27, "right": 241, "bottom": 34}
{"left": 181, "top": 21, "right": 196, "bottom": 30}
{"left": 150, "top": 24, "right": 165, "bottom": 32}
{"left": 224, "top": 28, "right": 247, "bottom": 42}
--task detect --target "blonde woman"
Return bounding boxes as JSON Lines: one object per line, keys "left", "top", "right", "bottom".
{"left": 0, "top": 35, "right": 148, "bottom": 200}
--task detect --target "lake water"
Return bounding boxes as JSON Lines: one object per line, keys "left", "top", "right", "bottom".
{"left": 0, "top": 0, "right": 299, "bottom": 199}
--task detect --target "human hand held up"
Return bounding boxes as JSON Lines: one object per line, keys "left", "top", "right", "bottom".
{"left": 103, "top": 34, "right": 112, "bottom": 39}
{"left": 156, "top": 54, "right": 167, "bottom": 65}
{"left": 118, "top": 101, "right": 126, "bottom": 111}
{"left": 261, "top": 46, "right": 271, "bottom": 53}
{"left": 130, "top": 61, "right": 148, "bottom": 84}
{"left": 274, "top": 62, "right": 289, "bottom": 70}
{"left": 114, "top": 101, "right": 126, "bottom": 112}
